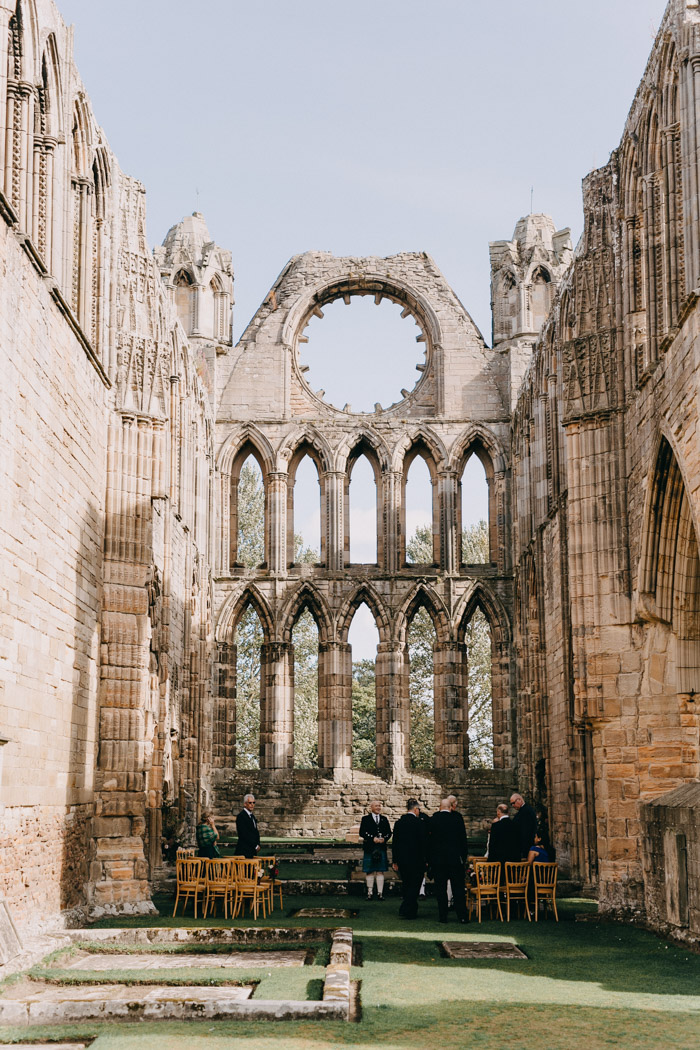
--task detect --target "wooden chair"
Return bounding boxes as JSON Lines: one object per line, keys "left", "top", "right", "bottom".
{"left": 173, "top": 856, "right": 204, "bottom": 917}
{"left": 504, "top": 861, "right": 531, "bottom": 921}
{"left": 231, "top": 858, "right": 268, "bottom": 919}
{"left": 473, "top": 860, "right": 503, "bottom": 922}
{"left": 532, "top": 862, "right": 558, "bottom": 920}
{"left": 203, "top": 857, "right": 236, "bottom": 918}
{"left": 258, "top": 855, "right": 282, "bottom": 911}
{"left": 176, "top": 846, "right": 196, "bottom": 860}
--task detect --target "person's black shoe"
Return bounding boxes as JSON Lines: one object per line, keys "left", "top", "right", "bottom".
{"left": 438, "top": 917, "right": 448, "bottom": 924}
{"left": 377, "top": 894, "right": 384, "bottom": 901}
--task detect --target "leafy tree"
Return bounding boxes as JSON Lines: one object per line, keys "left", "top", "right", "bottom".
{"left": 463, "top": 518, "right": 489, "bottom": 564}
{"left": 352, "top": 658, "right": 377, "bottom": 771}
{"left": 234, "top": 460, "right": 319, "bottom": 770}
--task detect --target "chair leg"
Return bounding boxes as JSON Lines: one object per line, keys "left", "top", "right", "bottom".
{"left": 553, "top": 896, "right": 558, "bottom": 921}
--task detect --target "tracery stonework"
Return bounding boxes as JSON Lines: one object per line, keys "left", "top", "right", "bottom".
{"left": 2, "top": 0, "right": 700, "bottom": 942}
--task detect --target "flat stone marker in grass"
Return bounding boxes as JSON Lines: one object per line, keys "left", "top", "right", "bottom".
{"left": 292, "top": 908, "right": 356, "bottom": 918}
{"left": 64, "top": 949, "right": 311, "bottom": 970}
{"left": 14, "top": 1046, "right": 89, "bottom": 1049}
{"left": 441, "top": 941, "right": 527, "bottom": 959}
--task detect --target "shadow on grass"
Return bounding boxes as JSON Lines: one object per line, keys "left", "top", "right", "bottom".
{"left": 4, "top": 1000, "right": 700, "bottom": 1050}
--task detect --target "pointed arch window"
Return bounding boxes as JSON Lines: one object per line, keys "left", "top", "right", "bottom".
{"left": 234, "top": 600, "right": 264, "bottom": 769}
{"left": 231, "top": 445, "right": 267, "bottom": 569}
{"left": 173, "top": 269, "right": 195, "bottom": 334}
{"left": 460, "top": 450, "right": 491, "bottom": 565}
{"left": 346, "top": 444, "right": 380, "bottom": 565}
{"left": 407, "top": 604, "right": 436, "bottom": 769}
{"left": 292, "top": 605, "right": 319, "bottom": 769}
{"left": 403, "top": 443, "right": 437, "bottom": 565}
{"left": 287, "top": 444, "right": 323, "bottom": 566}
{"left": 210, "top": 274, "right": 229, "bottom": 342}
{"left": 348, "top": 601, "right": 380, "bottom": 770}
{"left": 463, "top": 605, "right": 493, "bottom": 768}
{"left": 529, "top": 267, "right": 552, "bottom": 332}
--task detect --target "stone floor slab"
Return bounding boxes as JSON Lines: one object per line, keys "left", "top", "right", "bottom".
{"left": 293, "top": 907, "right": 356, "bottom": 918}
{"left": 64, "top": 949, "right": 309, "bottom": 970}
{"left": 441, "top": 940, "right": 528, "bottom": 959}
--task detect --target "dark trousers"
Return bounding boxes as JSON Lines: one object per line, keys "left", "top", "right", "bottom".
{"left": 433, "top": 862, "right": 467, "bottom": 920}
{"left": 398, "top": 867, "right": 424, "bottom": 918}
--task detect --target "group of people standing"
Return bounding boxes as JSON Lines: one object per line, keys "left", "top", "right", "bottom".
{"left": 195, "top": 793, "right": 261, "bottom": 860}
{"left": 360, "top": 790, "right": 549, "bottom": 922}
{"left": 360, "top": 794, "right": 470, "bottom": 922}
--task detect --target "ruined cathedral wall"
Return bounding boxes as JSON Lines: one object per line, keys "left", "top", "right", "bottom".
{"left": 512, "top": 0, "right": 700, "bottom": 911}
{"left": 0, "top": 0, "right": 216, "bottom": 923}
{"left": 0, "top": 146, "right": 109, "bottom": 930}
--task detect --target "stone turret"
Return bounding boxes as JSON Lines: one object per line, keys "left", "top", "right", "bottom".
{"left": 156, "top": 212, "right": 233, "bottom": 409}
{"left": 489, "top": 214, "right": 572, "bottom": 407}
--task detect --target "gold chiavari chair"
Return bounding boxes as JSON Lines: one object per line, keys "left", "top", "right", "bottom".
{"left": 231, "top": 857, "right": 268, "bottom": 919}
{"left": 504, "top": 861, "right": 531, "bottom": 921}
{"left": 173, "top": 855, "right": 205, "bottom": 917}
{"left": 258, "top": 855, "right": 281, "bottom": 912}
{"left": 203, "top": 857, "right": 236, "bottom": 919}
{"left": 473, "top": 860, "right": 504, "bottom": 922}
{"left": 532, "top": 862, "right": 558, "bottom": 921}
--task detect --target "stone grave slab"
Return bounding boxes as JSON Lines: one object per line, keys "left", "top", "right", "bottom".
{"left": 441, "top": 941, "right": 527, "bottom": 959}
{"left": 0, "top": 898, "right": 22, "bottom": 965}
{"left": 292, "top": 908, "right": 357, "bottom": 919}
{"left": 14, "top": 1045, "right": 90, "bottom": 1049}
{"left": 64, "top": 949, "right": 310, "bottom": 970}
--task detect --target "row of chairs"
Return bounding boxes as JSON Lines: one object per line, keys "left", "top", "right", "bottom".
{"left": 468, "top": 860, "right": 558, "bottom": 922}
{"left": 173, "top": 855, "right": 282, "bottom": 920}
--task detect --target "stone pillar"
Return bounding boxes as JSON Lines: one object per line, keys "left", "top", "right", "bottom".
{"left": 260, "top": 642, "right": 294, "bottom": 768}
{"left": 89, "top": 413, "right": 157, "bottom": 917}
{"left": 322, "top": 471, "right": 344, "bottom": 571}
{"left": 213, "top": 641, "right": 236, "bottom": 769}
{"left": 383, "top": 471, "right": 402, "bottom": 572}
{"left": 318, "top": 641, "right": 352, "bottom": 769}
{"left": 680, "top": 55, "right": 700, "bottom": 294}
{"left": 433, "top": 641, "right": 469, "bottom": 770}
{"left": 0, "top": 8, "right": 11, "bottom": 185}
{"left": 375, "top": 642, "right": 409, "bottom": 774}
{"left": 267, "top": 471, "right": 287, "bottom": 573}
{"left": 437, "top": 469, "right": 459, "bottom": 573}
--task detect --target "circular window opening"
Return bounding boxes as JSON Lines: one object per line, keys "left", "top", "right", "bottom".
{"left": 298, "top": 295, "right": 426, "bottom": 413}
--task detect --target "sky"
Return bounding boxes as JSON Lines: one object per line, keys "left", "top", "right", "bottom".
{"left": 57, "top": 0, "right": 667, "bottom": 656}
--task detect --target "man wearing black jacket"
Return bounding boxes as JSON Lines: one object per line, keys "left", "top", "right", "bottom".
{"left": 510, "top": 792, "right": 537, "bottom": 859}
{"left": 488, "top": 802, "right": 520, "bottom": 882}
{"left": 235, "top": 793, "right": 261, "bottom": 858}
{"left": 429, "top": 798, "right": 469, "bottom": 923}
{"left": 392, "top": 799, "right": 427, "bottom": 919}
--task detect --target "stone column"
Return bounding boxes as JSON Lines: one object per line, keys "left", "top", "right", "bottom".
{"left": 267, "top": 471, "right": 287, "bottom": 573}
{"left": 433, "top": 641, "right": 469, "bottom": 770}
{"left": 89, "top": 413, "right": 157, "bottom": 917}
{"left": 260, "top": 642, "right": 294, "bottom": 769}
{"left": 318, "top": 641, "right": 352, "bottom": 769}
{"left": 375, "top": 642, "right": 409, "bottom": 774}
{"left": 437, "top": 469, "right": 459, "bottom": 573}
{"left": 383, "top": 471, "right": 402, "bottom": 572}
{"left": 322, "top": 470, "right": 344, "bottom": 570}
{"left": 680, "top": 55, "right": 700, "bottom": 293}
{"left": 0, "top": 8, "right": 11, "bottom": 184}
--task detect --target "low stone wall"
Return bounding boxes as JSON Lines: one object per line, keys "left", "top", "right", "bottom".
{"left": 640, "top": 782, "right": 700, "bottom": 947}
{"left": 211, "top": 767, "right": 514, "bottom": 838}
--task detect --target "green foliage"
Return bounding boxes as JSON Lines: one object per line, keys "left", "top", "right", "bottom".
{"left": 235, "top": 462, "right": 319, "bottom": 770}
{"left": 352, "top": 658, "right": 377, "bottom": 770}
{"left": 407, "top": 606, "right": 435, "bottom": 769}
{"left": 462, "top": 517, "right": 489, "bottom": 564}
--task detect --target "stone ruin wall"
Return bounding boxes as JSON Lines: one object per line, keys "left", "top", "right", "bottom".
{"left": 511, "top": 0, "right": 700, "bottom": 921}
{"left": 0, "top": 0, "right": 219, "bottom": 929}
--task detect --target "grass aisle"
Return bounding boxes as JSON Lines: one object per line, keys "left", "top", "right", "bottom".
{"left": 2, "top": 895, "right": 700, "bottom": 1049}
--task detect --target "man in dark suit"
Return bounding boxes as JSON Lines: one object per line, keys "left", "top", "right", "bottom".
{"left": 488, "top": 802, "right": 521, "bottom": 882}
{"left": 392, "top": 798, "right": 427, "bottom": 919}
{"left": 429, "top": 798, "right": 469, "bottom": 923}
{"left": 235, "top": 793, "right": 261, "bottom": 858}
{"left": 510, "top": 792, "right": 537, "bottom": 858}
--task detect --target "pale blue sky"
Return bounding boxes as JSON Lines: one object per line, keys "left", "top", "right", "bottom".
{"left": 57, "top": 0, "right": 666, "bottom": 657}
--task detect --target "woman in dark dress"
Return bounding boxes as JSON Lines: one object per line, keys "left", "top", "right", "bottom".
{"left": 359, "top": 800, "right": 392, "bottom": 900}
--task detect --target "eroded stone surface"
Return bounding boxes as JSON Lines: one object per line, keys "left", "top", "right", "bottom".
{"left": 64, "top": 949, "right": 310, "bottom": 970}
{"left": 294, "top": 908, "right": 356, "bottom": 918}
{"left": 441, "top": 941, "right": 527, "bottom": 959}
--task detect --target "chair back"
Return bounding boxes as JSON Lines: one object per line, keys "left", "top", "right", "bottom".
{"left": 474, "top": 860, "right": 501, "bottom": 888}
{"left": 206, "top": 857, "right": 234, "bottom": 886}
{"left": 505, "top": 861, "right": 530, "bottom": 888}
{"left": 176, "top": 855, "right": 203, "bottom": 885}
{"left": 533, "top": 861, "right": 557, "bottom": 888}
{"left": 176, "top": 846, "right": 195, "bottom": 860}
{"left": 232, "top": 857, "right": 262, "bottom": 887}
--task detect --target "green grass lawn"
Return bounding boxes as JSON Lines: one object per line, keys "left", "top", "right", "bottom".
{"left": 2, "top": 894, "right": 700, "bottom": 1049}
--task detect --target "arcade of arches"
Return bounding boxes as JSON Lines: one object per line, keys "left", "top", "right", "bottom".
{"left": 2, "top": 0, "right": 700, "bottom": 947}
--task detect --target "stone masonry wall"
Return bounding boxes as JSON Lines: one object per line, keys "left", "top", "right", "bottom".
{"left": 0, "top": 197, "right": 109, "bottom": 931}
